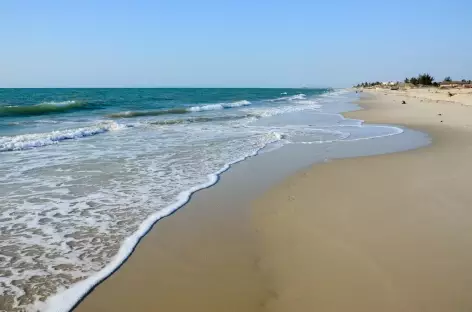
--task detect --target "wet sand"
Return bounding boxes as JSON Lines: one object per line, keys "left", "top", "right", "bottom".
{"left": 77, "top": 90, "right": 472, "bottom": 312}
{"left": 74, "top": 156, "right": 269, "bottom": 312}
{"left": 74, "top": 136, "right": 347, "bottom": 312}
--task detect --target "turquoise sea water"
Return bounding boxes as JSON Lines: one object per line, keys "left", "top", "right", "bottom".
{"left": 0, "top": 88, "right": 417, "bottom": 311}
{"left": 0, "top": 88, "right": 324, "bottom": 136}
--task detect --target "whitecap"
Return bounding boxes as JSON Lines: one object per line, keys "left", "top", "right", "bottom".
{"left": 0, "top": 122, "right": 126, "bottom": 152}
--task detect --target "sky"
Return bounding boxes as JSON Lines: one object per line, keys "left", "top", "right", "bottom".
{"left": 0, "top": 0, "right": 471, "bottom": 88}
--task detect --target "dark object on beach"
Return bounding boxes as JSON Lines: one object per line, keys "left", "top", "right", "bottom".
{"left": 402, "top": 100, "right": 406, "bottom": 104}
{"left": 440, "top": 120, "right": 443, "bottom": 123}
{"left": 448, "top": 92, "right": 455, "bottom": 97}
{"left": 438, "top": 113, "right": 442, "bottom": 116}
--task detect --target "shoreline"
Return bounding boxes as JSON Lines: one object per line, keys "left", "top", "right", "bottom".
{"left": 73, "top": 137, "right": 280, "bottom": 312}
{"left": 42, "top": 142, "right": 274, "bottom": 312}
{"left": 253, "top": 90, "right": 472, "bottom": 311}
{"left": 72, "top": 88, "right": 472, "bottom": 312}
{"left": 0, "top": 89, "right": 334, "bottom": 312}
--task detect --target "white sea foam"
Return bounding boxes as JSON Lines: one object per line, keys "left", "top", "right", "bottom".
{"left": 2, "top": 101, "right": 77, "bottom": 108}
{"left": 188, "top": 100, "right": 251, "bottom": 112}
{"left": 34, "top": 120, "right": 61, "bottom": 124}
{"left": 266, "top": 93, "right": 306, "bottom": 102}
{"left": 245, "top": 98, "right": 321, "bottom": 118}
{"left": 109, "top": 100, "right": 253, "bottom": 118}
{"left": 41, "top": 100, "right": 77, "bottom": 106}
{"left": 0, "top": 89, "right": 418, "bottom": 312}
{"left": 40, "top": 129, "right": 282, "bottom": 312}
{"left": 320, "top": 88, "right": 350, "bottom": 97}
{"left": 286, "top": 125, "right": 404, "bottom": 144}
{"left": 0, "top": 121, "right": 125, "bottom": 152}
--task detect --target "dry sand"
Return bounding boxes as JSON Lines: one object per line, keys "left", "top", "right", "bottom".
{"left": 372, "top": 86, "right": 472, "bottom": 106}
{"left": 77, "top": 88, "right": 472, "bottom": 312}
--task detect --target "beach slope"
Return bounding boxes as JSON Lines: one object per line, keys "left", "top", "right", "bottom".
{"left": 254, "top": 90, "right": 472, "bottom": 312}
{"left": 76, "top": 89, "right": 472, "bottom": 312}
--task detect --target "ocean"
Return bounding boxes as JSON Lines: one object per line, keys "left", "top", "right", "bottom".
{"left": 0, "top": 88, "right": 420, "bottom": 311}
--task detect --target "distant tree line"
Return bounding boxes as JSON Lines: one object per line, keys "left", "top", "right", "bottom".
{"left": 404, "top": 73, "right": 436, "bottom": 86}
{"left": 355, "top": 74, "right": 471, "bottom": 88}
{"left": 354, "top": 81, "right": 382, "bottom": 88}
{"left": 444, "top": 77, "right": 472, "bottom": 83}
{"left": 409, "top": 75, "right": 472, "bottom": 85}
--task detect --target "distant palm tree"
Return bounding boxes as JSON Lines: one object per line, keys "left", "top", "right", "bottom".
{"left": 404, "top": 78, "right": 410, "bottom": 83}
{"left": 444, "top": 76, "right": 452, "bottom": 82}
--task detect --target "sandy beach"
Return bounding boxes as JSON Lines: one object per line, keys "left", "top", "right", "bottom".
{"left": 76, "top": 88, "right": 472, "bottom": 312}
{"left": 375, "top": 86, "right": 472, "bottom": 106}
{"left": 254, "top": 89, "right": 472, "bottom": 311}
{"left": 3, "top": 3, "right": 471, "bottom": 312}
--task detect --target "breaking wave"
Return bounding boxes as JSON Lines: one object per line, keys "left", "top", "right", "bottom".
{"left": 0, "top": 121, "right": 126, "bottom": 152}
{"left": 0, "top": 101, "right": 95, "bottom": 117}
{"left": 109, "top": 100, "right": 252, "bottom": 118}
{"left": 149, "top": 114, "right": 259, "bottom": 125}
{"left": 265, "top": 93, "right": 307, "bottom": 102}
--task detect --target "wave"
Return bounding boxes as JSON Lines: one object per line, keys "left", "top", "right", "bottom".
{"left": 149, "top": 114, "right": 259, "bottom": 125}
{"left": 0, "top": 101, "right": 94, "bottom": 117}
{"left": 321, "top": 88, "right": 349, "bottom": 97}
{"left": 188, "top": 100, "right": 251, "bottom": 112}
{"left": 108, "top": 108, "right": 188, "bottom": 118}
{"left": 109, "top": 100, "right": 252, "bottom": 118}
{"left": 266, "top": 93, "right": 306, "bottom": 102}
{"left": 41, "top": 129, "right": 283, "bottom": 312}
{"left": 0, "top": 122, "right": 126, "bottom": 152}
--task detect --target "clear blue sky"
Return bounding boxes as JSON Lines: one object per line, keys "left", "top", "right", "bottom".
{"left": 1, "top": 0, "right": 471, "bottom": 88}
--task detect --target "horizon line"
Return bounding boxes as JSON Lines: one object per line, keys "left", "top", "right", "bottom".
{"left": 0, "top": 86, "right": 338, "bottom": 89}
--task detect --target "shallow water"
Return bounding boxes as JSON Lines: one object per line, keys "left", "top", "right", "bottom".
{"left": 0, "top": 88, "right": 429, "bottom": 311}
